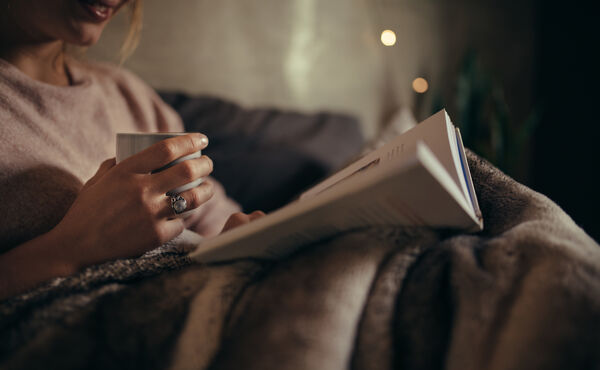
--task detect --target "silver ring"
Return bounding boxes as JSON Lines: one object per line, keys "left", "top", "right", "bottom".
{"left": 170, "top": 194, "right": 187, "bottom": 214}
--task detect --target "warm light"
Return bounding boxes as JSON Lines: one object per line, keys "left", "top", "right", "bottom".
{"left": 380, "top": 30, "right": 397, "bottom": 46}
{"left": 412, "top": 77, "right": 429, "bottom": 93}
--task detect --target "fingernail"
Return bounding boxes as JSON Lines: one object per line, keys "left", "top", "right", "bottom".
{"left": 200, "top": 136, "right": 209, "bottom": 146}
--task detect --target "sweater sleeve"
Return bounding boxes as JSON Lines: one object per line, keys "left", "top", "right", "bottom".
{"left": 148, "top": 87, "right": 185, "bottom": 133}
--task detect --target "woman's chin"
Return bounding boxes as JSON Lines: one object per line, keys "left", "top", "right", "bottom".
{"left": 64, "top": 0, "right": 118, "bottom": 46}
{"left": 66, "top": 36, "right": 101, "bottom": 48}
{"left": 76, "top": 34, "right": 102, "bottom": 47}
{"left": 65, "top": 25, "right": 105, "bottom": 47}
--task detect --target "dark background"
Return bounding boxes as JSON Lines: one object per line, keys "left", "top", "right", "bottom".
{"left": 533, "top": 0, "right": 599, "bottom": 242}
{"left": 425, "top": 0, "right": 599, "bottom": 242}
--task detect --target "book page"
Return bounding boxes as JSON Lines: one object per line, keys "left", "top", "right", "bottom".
{"left": 190, "top": 142, "right": 481, "bottom": 263}
{"left": 455, "top": 128, "right": 482, "bottom": 220}
{"left": 300, "top": 110, "right": 466, "bottom": 202}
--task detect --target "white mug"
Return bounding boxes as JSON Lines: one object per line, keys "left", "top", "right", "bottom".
{"left": 116, "top": 133, "right": 204, "bottom": 195}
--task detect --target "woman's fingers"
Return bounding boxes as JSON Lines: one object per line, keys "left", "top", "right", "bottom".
{"left": 152, "top": 155, "right": 213, "bottom": 194}
{"left": 157, "top": 181, "right": 215, "bottom": 219}
{"left": 222, "top": 212, "right": 251, "bottom": 233}
{"left": 248, "top": 210, "right": 266, "bottom": 221}
{"left": 221, "top": 210, "right": 266, "bottom": 233}
{"left": 83, "top": 158, "right": 116, "bottom": 189}
{"left": 155, "top": 218, "right": 186, "bottom": 245}
{"left": 120, "top": 134, "right": 208, "bottom": 174}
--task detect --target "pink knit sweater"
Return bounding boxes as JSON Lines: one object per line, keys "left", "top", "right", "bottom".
{"left": 0, "top": 58, "right": 240, "bottom": 252}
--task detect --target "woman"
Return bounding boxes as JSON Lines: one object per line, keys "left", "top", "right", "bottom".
{"left": 0, "top": 0, "right": 262, "bottom": 299}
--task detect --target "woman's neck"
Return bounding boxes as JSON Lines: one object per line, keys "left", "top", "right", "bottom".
{"left": 0, "top": 5, "right": 72, "bottom": 87}
{"left": 0, "top": 41, "right": 71, "bottom": 86}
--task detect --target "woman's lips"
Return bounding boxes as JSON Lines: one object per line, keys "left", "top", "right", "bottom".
{"left": 77, "top": 0, "right": 120, "bottom": 22}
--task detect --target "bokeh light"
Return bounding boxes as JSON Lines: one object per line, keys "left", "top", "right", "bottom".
{"left": 380, "top": 30, "right": 397, "bottom": 46}
{"left": 412, "top": 77, "right": 429, "bottom": 93}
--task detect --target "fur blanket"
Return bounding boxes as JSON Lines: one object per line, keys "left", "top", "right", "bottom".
{"left": 1, "top": 152, "right": 599, "bottom": 370}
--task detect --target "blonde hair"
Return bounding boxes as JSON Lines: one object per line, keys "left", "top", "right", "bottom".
{"left": 119, "top": 0, "right": 143, "bottom": 62}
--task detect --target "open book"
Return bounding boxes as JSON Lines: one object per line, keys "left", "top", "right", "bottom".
{"left": 190, "top": 109, "right": 483, "bottom": 263}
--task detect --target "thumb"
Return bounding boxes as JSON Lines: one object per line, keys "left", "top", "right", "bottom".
{"left": 83, "top": 158, "right": 116, "bottom": 189}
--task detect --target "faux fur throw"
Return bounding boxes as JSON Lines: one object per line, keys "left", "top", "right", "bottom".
{"left": 1, "top": 152, "right": 599, "bottom": 370}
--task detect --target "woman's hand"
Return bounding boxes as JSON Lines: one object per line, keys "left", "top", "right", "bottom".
{"left": 53, "top": 133, "right": 214, "bottom": 270}
{"left": 221, "top": 211, "right": 266, "bottom": 233}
